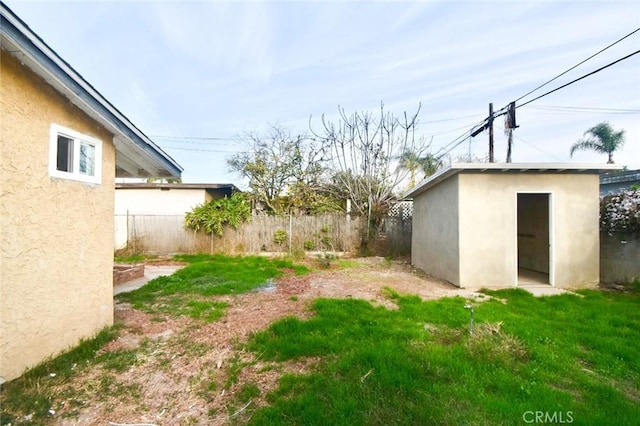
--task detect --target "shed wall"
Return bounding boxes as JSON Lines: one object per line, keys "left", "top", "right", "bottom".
{"left": 411, "top": 175, "right": 460, "bottom": 286}
{"left": 0, "top": 51, "right": 115, "bottom": 381}
{"left": 457, "top": 172, "right": 600, "bottom": 289}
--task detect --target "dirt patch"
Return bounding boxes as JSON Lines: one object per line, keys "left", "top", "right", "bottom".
{"left": 50, "top": 258, "right": 481, "bottom": 425}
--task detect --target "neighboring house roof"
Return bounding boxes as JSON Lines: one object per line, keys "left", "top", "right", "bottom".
{"left": 0, "top": 3, "right": 183, "bottom": 178}
{"left": 116, "top": 183, "right": 240, "bottom": 200}
{"left": 404, "top": 163, "right": 622, "bottom": 199}
{"left": 116, "top": 182, "right": 240, "bottom": 193}
{"left": 600, "top": 169, "right": 640, "bottom": 194}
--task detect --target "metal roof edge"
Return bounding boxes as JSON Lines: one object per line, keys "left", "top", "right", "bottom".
{"left": 116, "top": 183, "right": 240, "bottom": 191}
{"left": 447, "top": 162, "right": 623, "bottom": 171}
{"left": 403, "top": 163, "right": 623, "bottom": 199}
{"left": 0, "top": 2, "right": 183, "bottom": 177}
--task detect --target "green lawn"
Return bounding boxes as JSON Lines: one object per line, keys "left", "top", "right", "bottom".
{"left": 246, "top": 286, "right": 640, "bottom": 425}
{"left": 116, "top": 254, "right": 308, "bottom": 321}
{"left": 2, "top": 253, "right": 638, "bottom": 425}
{"left": 0, "top": 254, "right": 308, "bottom": 424}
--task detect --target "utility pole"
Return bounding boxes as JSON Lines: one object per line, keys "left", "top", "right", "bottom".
{"left": 488, "top": 103, "right": 494, "bottom": 163}
{"left": 506, "top": 128, "right": 513, "bottom": 163}
{"left": 505, "top": 101, "right": 518, "bottom": 163}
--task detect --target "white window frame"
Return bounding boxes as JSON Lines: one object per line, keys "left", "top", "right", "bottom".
{"left": 49, "top": 124, "right": 102, "bottom": 184}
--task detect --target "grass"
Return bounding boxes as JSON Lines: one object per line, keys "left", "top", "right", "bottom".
{"left": 244, "top": 287, "right": 640, "bottom": 425}
{"left": 0, "top": 327, "right": 120, "bottom": 424}
{"left": 117, "top": 254, "right": 308, "bottom": 320}
{"left": 3, "top": 255, "right": 638, "bottom": 424}
{"left": 1, "top": 254, "right": 308, "bottom": 424}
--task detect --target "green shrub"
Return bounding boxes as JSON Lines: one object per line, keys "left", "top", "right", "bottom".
{"left": 184, "top": 193, "right": 251, "bottom": 236}
{"left": 274, "top": 229, "right": 288, "bottom": 246}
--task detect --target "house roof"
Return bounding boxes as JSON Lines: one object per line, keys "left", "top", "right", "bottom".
{"left": 0, "top": 3, "right": 183, "bottom": 178}
{"left": 404, "top": 163, "right": 623, "bottom": 199}
{"left": 600, "top": 169, "right": 640, "bottom": 185}
{"left": 116, "top": 183, "right": 240, "bottom": 192}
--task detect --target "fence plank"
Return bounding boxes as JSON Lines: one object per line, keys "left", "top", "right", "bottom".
{"left": 116, "top": 213, "right": 364, "bottom": 255}
{"left": 116, "top": 202, "right": 413, "bottom": 256}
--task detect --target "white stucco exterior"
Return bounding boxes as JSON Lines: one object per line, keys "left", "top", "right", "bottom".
{"left": 114, "top": 184, "right": 237, "bottom": 249}
{"left": 407, "top": 163, "right": 621, "bottom": 289}
{"left": 115, "top": 187, "right": 211, "bottom": 215}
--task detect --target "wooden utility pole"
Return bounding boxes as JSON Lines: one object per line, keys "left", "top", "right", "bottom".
{"left": 488, "top": 103, "right": 494, "bottom": 163}
{"left": 506, "top": 128, "right": 513, "bottom": 163}
{"left": 505, "top": 102, "right": 517, "bottom": 163}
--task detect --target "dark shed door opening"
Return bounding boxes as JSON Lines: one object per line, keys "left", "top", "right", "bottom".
{"left": 517, "top": 193, "right": 550, "bottom": 285}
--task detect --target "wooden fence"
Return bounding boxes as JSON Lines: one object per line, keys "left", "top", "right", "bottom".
{"left": 116, "top": 213, "right": 363, "bottom": 255}
{"left": 115, "top": 206, "right": 413, "bottom": 256}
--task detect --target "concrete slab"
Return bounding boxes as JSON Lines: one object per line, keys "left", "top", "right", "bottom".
{"left": 519, "top": 285, "right": 573, "bottom": 297}
{"left": 114, "top": 265, "right": 183, "bottom": 295}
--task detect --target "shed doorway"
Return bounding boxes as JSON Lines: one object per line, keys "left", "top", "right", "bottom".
{"left": 517, "top": 193, "right": 552, "bottom": 286}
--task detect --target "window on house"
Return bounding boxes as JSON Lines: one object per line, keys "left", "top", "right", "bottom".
{"left": 49, "top": 124, "right": 102, "bottom": 184}
{"left": 56, "top": 135, "right": 73, "bottom": 172}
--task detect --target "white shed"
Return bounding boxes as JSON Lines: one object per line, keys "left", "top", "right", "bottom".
{"left": 405, "top": 163, "right": 620, "bottom": 289}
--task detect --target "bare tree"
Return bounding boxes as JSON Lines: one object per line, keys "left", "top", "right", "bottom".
{"left": 311, "top": 102, "right": 427, "bottom": 250}
{"left": 228, "top": 123, "right": 326, "bottom": 215}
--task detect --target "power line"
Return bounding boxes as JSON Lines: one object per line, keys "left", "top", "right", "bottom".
{"left": 150, "top": 113, "right": 485, "bottom": 142}
{"left": 524, "top": 105, "right": 640, "bottom": 114}
{"left": 517, "top": 49, "right": 640, "bottom": 108}
{"left": 419, "top": 113, "right": 485, "bottom": 124}
{"left": 162, "top": 146, "right": 247, "bottom": 153}
{"left": 158, "top": 139, "right": 241, "bottom": 146}
{"left": 427, "top": 119, "right": 489, "bottom": 138}
{"left": 514, "top": 27, "right": 640, "bottom": 104}
{"left": 432, "top": 125, "right": 481, "bottom": 160}
{"left": 151, "top": 135, "right": 243, "bottom": 141}
{"left": 513, "top": 135, "right": 563, "bottom": 162}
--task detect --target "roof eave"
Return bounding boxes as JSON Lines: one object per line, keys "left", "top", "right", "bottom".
{"left": 115, "top": 183, "right": 240, "bottom": 191}
{"left": 404, "top": 162, "right": 623, "bottom": 199}
{"left": 0, "top": 4, "right": 183, "bottom": 178}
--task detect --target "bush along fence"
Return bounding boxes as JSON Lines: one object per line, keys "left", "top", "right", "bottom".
{"left": 599, "top": 188, "right": 640, "bottom": 284}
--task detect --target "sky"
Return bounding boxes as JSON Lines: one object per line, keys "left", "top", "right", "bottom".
{"left": 6, "top": 0, "right": 640, "bottom": 186}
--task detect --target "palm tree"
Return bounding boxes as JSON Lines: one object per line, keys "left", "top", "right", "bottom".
{"left": 570, "top": 122, "right": 625, "bottom": 164}
{"left": 419, "top": 154, "right": 443, "bottom": 178}
{"left": 398, "top": 151, "right": 443, "bottom": 188}
{"left": 398, "top": 151, "right": 423, "bottom": 188}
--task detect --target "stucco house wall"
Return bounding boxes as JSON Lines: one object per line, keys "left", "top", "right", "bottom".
{"left": 1, "top": 3, "right": 182, "bottom": 382}
{"left": 408, "top": 164, "right": 615, "bottom": 290}
{"left": 0, "top": 51, "right": 116, "bottom": 381}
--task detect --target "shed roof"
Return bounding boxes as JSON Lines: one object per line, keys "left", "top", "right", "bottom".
{"left": 404, "top": 163, "right": 622, "bottom": 199}
{"left": 0, "top": 3, "right": 183, "bottom": 178}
